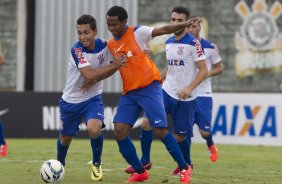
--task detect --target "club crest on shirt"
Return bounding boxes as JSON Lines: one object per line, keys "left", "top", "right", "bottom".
{"left": 177, "top": 46, "right": 184, "bottom": 55}
{"left": 98, "top": 54, "right": 104, "bottom": 64}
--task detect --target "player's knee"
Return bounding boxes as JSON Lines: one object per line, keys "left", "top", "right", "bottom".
{"left": 87, "top": 122, "right": 102, "bottom": 138}
{"left": 88, "top": 128, "right": 101, "bottom": 138}
{"left": 174, "top": 134, "right": 186, "bottom": 142}
{"left": 60, "top": 135, "right": 72, "bottom": 145}
{"left": 152, "top": 127, "right": 167, "bottom": 139}
{"left": 114, "top": 123, "right": 130, "bottom": 140}
{"left": 140, "top": 118, "right": 151, "bottom": 130}
{"left": 200, "top": 130, "right": 210, "bottom": 138}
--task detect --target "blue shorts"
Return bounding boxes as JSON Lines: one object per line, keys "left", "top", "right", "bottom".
{"left": 163, "top": 90, "right": 195, "bottom": 137}
{"left": 114, "top": 81, "right": 168, "bottom": 128}
{"left": 194, "top": 97, "right": 213, "bottom": 132}
{"left": 59, "top": 94, "right": 105, "bottom": 136}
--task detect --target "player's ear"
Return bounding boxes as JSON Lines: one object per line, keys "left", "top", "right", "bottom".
{"left": 122, "top": 19, "right": 127, "bottom": 26}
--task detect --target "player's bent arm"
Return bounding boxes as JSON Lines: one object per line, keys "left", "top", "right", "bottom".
{"left": 152, "top": 17, "right": 200, "bottom": 37}
{"left": 0, "top": 54, "right": 5, "bottom": 65}
{"left": 160, "top": 66, "right": 168, "bottom": 80}
{"left": 80, "top": 63, "right": 119, "bottom": 83}
{"left": 209, "top": 62, "right": 223, "bottom": 77}
{"left": 186, "top": 60, "right": 208, "bottom": 90}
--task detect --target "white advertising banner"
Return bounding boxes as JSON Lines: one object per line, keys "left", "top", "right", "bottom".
{"left": 193, "top": 93, "right": 282, "bottom": 146}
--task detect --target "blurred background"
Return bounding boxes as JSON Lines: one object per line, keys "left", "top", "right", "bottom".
{"left": 0, "top": 0, "right": 281, "bottom": 146}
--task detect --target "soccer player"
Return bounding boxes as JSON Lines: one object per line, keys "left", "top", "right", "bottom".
{"left": 57, "top": 14, "right": 126, "bottom": 182}
{"left": 106, "top": 6, "right": 202, "bottom": 183}
{"left": 124, "top": 6, "right": 208, "bottom": 176}
{"left": 188, "top": 18, "right": 223, "bottom": 162}
{"left": 0, "top": 53, "right": 8, "bottom": 158}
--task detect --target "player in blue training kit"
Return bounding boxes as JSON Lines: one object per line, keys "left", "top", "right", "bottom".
{"left": 0, "top": 53, "right": 8, "bottom": 158}
{"left": 57, "top": 14, "right": 126, "bottom": 182}
{"left": 125, "top": 6, "right": 208, "bottom": 178}
{"left": 188, "top": 18, "right": 223, "bottom": 162}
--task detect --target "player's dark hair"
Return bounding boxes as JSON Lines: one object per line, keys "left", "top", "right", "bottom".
{"left": 171, "top": 6, "right": 190, "bottom": 20}
{"left": 106, "top": 6, "right": 128, "bottom": 22}
{"left": 77, "top": 14, "right": 97, "bottom": 31}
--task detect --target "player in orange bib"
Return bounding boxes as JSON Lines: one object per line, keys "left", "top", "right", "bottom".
{"left": 106, "top": 6, "right": 200, "bottom": 183}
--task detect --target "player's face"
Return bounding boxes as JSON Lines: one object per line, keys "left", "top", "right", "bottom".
{"left": 171, "top": 12, "right": 187, "bottom": 35}
{"left": 188, "top": 21, "right": 201, "bottom": 38}
{"left": 106, "top": 16, "right": 127, "bottom": 37}
{"left": 76, "top": 24, "right": 97, "bottom": 50}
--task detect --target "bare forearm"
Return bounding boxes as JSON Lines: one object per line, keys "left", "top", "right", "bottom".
{"left": 187, "top": 69, "right": 208, "bottom": 91}
{"left": 84, "top": 64, "right": 118, "bottom": 82}
{"left": 152, "top": 22, "right": 186, "bottom": 37}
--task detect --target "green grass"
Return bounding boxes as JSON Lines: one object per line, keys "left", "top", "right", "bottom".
{"left": 0, "top": 139, "right": 282, "bottom": 184}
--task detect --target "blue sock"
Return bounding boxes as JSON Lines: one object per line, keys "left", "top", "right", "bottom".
{"left": 204, "top": 134, "right": 214, "bottom": 147}
{"left": 0, "top": 121, "right": 5, "bottom": 145}
{"left": 178, "top": 137, "right": 192, "bottom": 165}
{"left": 161, "top": 133, "right": 187, "bottom": 170}
{"left": 117, "top": 136, "right": 144, "bottom": 173}
{"left": 140, "top": 129, "right": 153, "bottom": 164}
{"left": 57, "top": 138, "right": 69, "bottom": 166}
{"left": 90, "top": 134, "right": 104, "bottom": 165}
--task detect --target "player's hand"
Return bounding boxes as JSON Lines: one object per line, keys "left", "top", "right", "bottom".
{"left": 112, "top": 53, "right": 128, "bottom": 68}
{"left": 185, "top": 17, "right": 202, "bottom": 27}
{"left": 280, "top": 82, "right": 282, "bottom": 92}
{"left": 80, "top": 80, "right": 97, "bottom": 92}
{"left": 143, "top": 49, "right": 151, "bottom": 58}
{"left": 177, "top": 87, "right": 192, "bottom": 100}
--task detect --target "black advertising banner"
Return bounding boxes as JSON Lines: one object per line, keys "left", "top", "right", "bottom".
{"left": 0, "top": 92, "right": 144, "bottom": 139}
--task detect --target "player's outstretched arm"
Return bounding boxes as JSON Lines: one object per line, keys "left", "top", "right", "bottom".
{"left": 151, "top": 17, "right": 201, "bottom": 37}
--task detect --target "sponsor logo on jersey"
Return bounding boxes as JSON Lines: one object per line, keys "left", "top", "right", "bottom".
{"left": 167, "top": 59, "right": 185, "bottom": 66}
{"left": 74, "top": 47, "right": 87, "bottom": 64}
{"left": 194, "top": 39, "right": 204, "bottom": 58}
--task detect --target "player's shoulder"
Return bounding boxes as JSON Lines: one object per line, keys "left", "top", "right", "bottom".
{"left": 200, "top": 38, "right": 217, "bottom": 49}
{"left": 70, "top": 41, "right": 83, "bottom": 54}
{"left": 166, "top": 33, "right": 198, "bottom": 46}
{"left": 94, "top": 38, "right": 108, "bottom": 53}
{"left": 133, "top": 25, "right": 151, "bottom": 32}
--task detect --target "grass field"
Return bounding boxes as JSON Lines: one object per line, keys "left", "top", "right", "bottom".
{"left": 0, "top": 139, "right": 282, "bottom": 184}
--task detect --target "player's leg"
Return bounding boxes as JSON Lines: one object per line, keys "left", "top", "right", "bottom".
{"left": 164, "top": 95, "right": 194, "bottom": 180}
{"left": 114, "top": 94, "right": 148, "bottom": 182}
{"left": 195, "top": 97, "right": 218, "bottom": 162}
{"left": 0, "top": 120, "right": 7, "bottom": 157}
{"left": 173, "top": 100, "right": 195, "bottom": 166}
{"left": 140, "top": 82, "right": 190, "bottom": 183}
{"left": 140, "top": 117, "right": 152, "bottom": 166}
{"left": 57, "top": 99, "right": 82, "bottom": 166}
{"left": 84, "top": 95, "right": 105, "bottom": 181}
{"left": 124, "top": 116, "right": 152, "bottom": 174}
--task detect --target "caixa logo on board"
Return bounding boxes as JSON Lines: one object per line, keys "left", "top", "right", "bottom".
{"left": 212, "top": 105, "right": 277, "bottom": 137}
